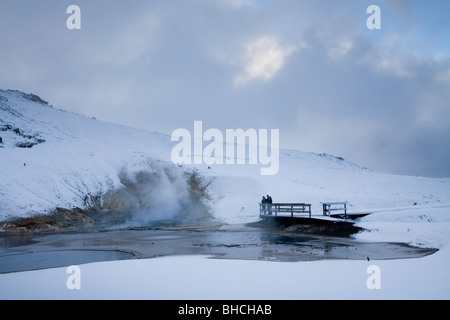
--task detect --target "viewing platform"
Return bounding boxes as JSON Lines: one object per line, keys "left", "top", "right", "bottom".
{"left": 258, "top": 202, "right": 369, "bottom": 236}
{"left": 259, "top": 202, "right": 372, "bottom": 222}
{"left": 259, "top": 203, "right": 312, "bottom": 219}
{"left": 258, "top": 202, "right": 353, "bottom": 237}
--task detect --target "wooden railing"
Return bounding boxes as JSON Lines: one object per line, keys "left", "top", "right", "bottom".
{"left": 260, "top": 203, "right": 312, "bottom": 219}
{"left": 322, "top": 202, "right": 348, "bottom": 218}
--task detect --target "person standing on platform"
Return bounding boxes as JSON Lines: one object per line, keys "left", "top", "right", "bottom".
{"left": 267, "top": 195, "right": 273, "bottom": 215}
{"left": 261, "top": 196, "right": 267, "bottom": 215}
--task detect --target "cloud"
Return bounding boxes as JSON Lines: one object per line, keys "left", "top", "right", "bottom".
{"left": 0, "top": 0, "right": 449, "bottom": 177}
{"left": 234, "top": 36, "right": 297, "bottom": 85}
{"left": 327, "top": 37, "right": 354, "bottom": 60}
{"left": 218, "top": 0, "right": 254, "bottom": 9}
{"left": 82, "top": 12, "right": 161, "bottom": 66}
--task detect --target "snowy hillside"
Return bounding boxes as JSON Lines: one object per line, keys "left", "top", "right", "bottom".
{"left": 0, "top": 89, "right": 175, "bottom": 221}
{"left": 1, "top": 89, "right": 450, "bottom": 247}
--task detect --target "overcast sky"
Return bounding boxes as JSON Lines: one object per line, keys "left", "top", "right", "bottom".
{"left": 1, "top": 0, "right": 449, "bottom": 177}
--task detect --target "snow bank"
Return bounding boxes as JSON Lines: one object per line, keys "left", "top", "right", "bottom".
{"left": 1, "top": 247, "right": 450, "bottom": 300}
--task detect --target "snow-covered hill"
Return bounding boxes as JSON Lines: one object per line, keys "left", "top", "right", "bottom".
{"left": 1, "top": 89, "right": 450, "bottom": 247}
{"left": 0, "top": 89, "right": 174, "bottom": 221}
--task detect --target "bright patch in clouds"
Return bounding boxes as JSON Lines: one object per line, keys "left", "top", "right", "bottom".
{"left": 235, "top": 37, "right": 297, "bottom": 85}
{"left": 219, "top": 0, "right": 254, "bottom": 9}
{"left": 328, "top": 38, "right": 354, "bottom": 60}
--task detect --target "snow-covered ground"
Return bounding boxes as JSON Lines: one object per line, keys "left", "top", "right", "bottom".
{"left": 0, "top": 247, "right": 449, "bottom": 300}
{"left": 1, "top": 89, "right": 450, "bottom": 299}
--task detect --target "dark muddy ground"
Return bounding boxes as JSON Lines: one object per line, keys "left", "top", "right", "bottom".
{"left": 0, "top": 220, "right": 437, "bottom": 274}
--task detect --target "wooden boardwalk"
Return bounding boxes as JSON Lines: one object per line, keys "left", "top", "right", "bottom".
{"left": 258, "top": 202, "right": 370, "bottom": 236}
{"left": 259, "top": 202, "right": 372, "bottom": 222}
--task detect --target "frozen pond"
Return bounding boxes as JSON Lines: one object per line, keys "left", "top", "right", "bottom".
{"left": 0, "top": 223, "right": 437, "bottom": 273}
{"left": 0, "top": 250, "right": 133, "bottom": 273}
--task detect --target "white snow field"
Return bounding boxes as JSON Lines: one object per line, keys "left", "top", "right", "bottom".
{"left": 1, "top": 89, "right": 450, "bottom": 299}
{"left": 1, "top": 247, "right": 450, "bottom": 300}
